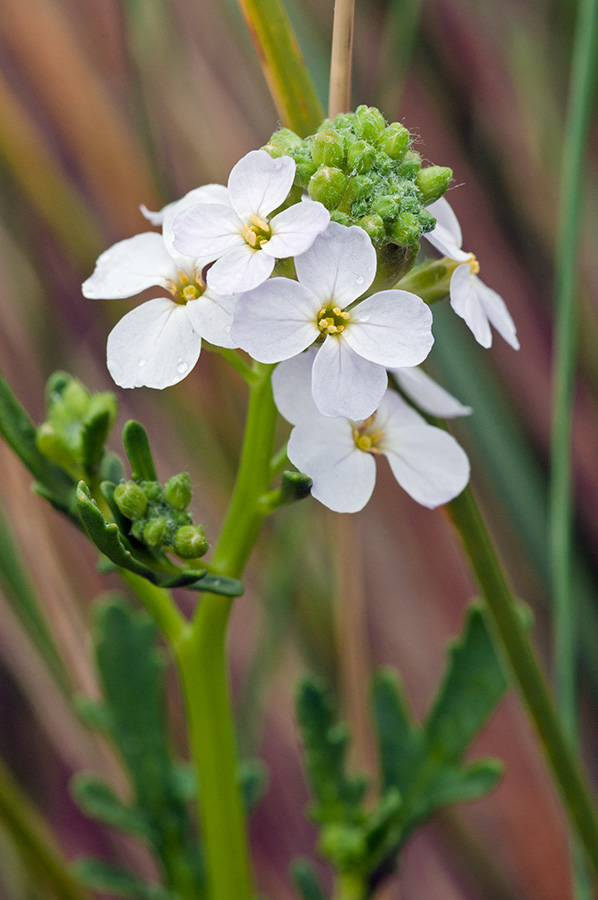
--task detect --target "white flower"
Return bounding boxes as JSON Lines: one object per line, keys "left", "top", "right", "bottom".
{"left": 172, "top": 150, "right": 330, "bottom": 295}
{"left": 272, "top": 352, "right": 470, "bottom": 513}
{"left": 391, "top": 366, "right": 471, "bottom": 418}
{"left": 424, "top": 198, "right": 519, "bottom": 350}
{"left": 232, "top": 222, "right": 434, "bottom": 420}
{"left": 82, "top": 185, "right": 238, "bottom": 389}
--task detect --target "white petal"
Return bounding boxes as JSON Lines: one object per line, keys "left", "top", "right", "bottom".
{"left": 172, "top": 203, "right": 244, "bottom": 259}
{"left": 206, "top": 244, "right": 275, "bottom": 294}
{"left": 475, "top": 277, "right": 520, "bottom": 350}
{"left": 425, "top": 198, "right": 464, "bottom": 250}
{"left": 82, "top": 233, "right": 177, "bottom": 299}
{"left": 294, "top": 222, "right": 377, "bottom": 306}
{"left": 381, "top": 419, "right": 470, "bottom": 508}
{"left": 288, "top": 418, "right": 376, "bottom": 513}
{"left": 271, "top": 350, "right": 319, "bottom": 424}
{"left": 231, "top": 279, "right": 319, "bottom": 362}
{"left": 140, "top": 184, "right": 228, "bottom": 228}
{"left": 227, "top": 150, "right": 295, "bottom": 220}
{"left": 345, "top": 290, "right": 434, "bottom": 367}
{"left": 374, "top": 388, "right": 428, "bottom": 430}
{"left": 186, "top": 291, "right": 238, "bottom": 349}
{"left": 140, "top": 204, "right": 167, "bottom": 226}
{"left": 264, "top": 201, "right": 330, "bottom": 258}
{"left": 392, "top": 367, "right": 472, "bottom": 418}
{"left": 450, "top": 264, "right": 492, "bottom": 347}
{"left": 106, "top": 298, "right": 201, "bottom": 389}
{"left": 312, "top": 338, "right": 387, "bottom": 419}
{"left": 162, "top": 184, "right": 230, "bottom": 264}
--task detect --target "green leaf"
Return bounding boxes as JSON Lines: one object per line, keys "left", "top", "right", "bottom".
{"left": 75, "top": 483, "right": 158, "bottom": 580}
{"left": 123, "top": 420, "right": 157, "bottom": 481}
{"left": 371, "top": 669, "right": 421, "bottom": 796}
{"left": 70, "top": 775, "right": 151, "bottom": 840}
{"left": 296, "top": 678, "right": 367, "bottom": 825}
{"left": 72, "top": 694, "right": 112, "bottom": 733}
{"left": 424, "top": 604, "right": 507, "bottom": 764}
{"left": 81, "top": 410, "right": 112, "bottom": 477}
{"left": 290, "top": 859, "right": 326, "bottom": 900}
{"left": 239, "top": 759, "right": 268, "bottom": 811}
{"left": 74, "top": 858, "right": 173, "bottom": 899}
{"left": 420, "top": 759, "right": 503, "bottom": 811}
{"left": 184, "top": 572, "right": 245, "bottom": 597}
{"left": 0, "top": 371, "right": 75, "bottom": 512}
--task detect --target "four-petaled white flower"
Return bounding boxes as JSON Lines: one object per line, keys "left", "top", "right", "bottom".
{"left": 424, "top": 198, "right": 519, "bottom": 350}
{"left": 232, "top": 222, "right": 434, "bottom": 420}
{"left": 272, "top": 351, "right": 470, "bottom": 513}
{"left": 82, "top": 185, "right": 239, "bottom": 390}
{"left": 172, "top": 150, "right": 330, "bottom": 295}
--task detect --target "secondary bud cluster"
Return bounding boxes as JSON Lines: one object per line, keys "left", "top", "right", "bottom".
{"left": 263, "top": 106, "right": 452, "bottom": 255}
{"left": 36, "top": 373, "right": 118, "bottom": 481}
{"left": 113, "top": 472, "right": 208, "bottom": 560}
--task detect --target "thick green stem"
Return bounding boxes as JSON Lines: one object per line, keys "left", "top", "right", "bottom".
{"left": 333, "top": 871, "right": 366, "bottom": 900}
{"left": 174, "top": 363, "right": 278, "bottom": 900}
{"left": 448, "top": 486, "right": 598, "bottom": 874}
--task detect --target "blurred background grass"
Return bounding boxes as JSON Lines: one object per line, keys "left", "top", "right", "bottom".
{"left": 0, "top": 0, "right": 597, "bottom": 897}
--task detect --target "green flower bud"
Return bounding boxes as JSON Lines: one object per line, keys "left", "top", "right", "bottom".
{"left": 295, "top": 158, "right": 318, "bottom": 189}
{"left": 267, "top": 128, "right": 301, "bottom": 154}
{"left": 61, "top": 379, "right": 90, "bottom": 418}
{"left": 164, "top": 472, "right": 193, "bottom": 510}
{"left": 143, "top": 517, "right": 169, "bottom": 547}
{"left": 391, "top": 211, "right": 421, "bottom": 246}
{"left": 141, "top": 481, "right": 163, "bottom": 502}
{"left": 86, "top": 392, "right": 118, "bottom": 428}
{"left": 308, "top": 166, "right": 347, "bottom": 208}
{"left": 280, "top": 471, "right": 313, "bottom": 502}
{"left": 346, "top": 139, "right": 376, "bottom": 174}
{"left": 36, "top": 422, "right": 75, "bottom": 468}
{"left": 173, "top": 525, "right": 209, "bottom": 559}
{"left": 357, "top": 214, "right": 385, "bottom": 243}
{"left": 354, "top": 105, "right": 386, "bottom": 141}
{"left": 418, "top": 208, "right": 437, "bottom": 233}
{"left": 416, "top": 166, "right": 453, "bottom": 204}
{"left": 330, "top": 210, "right": 351, "bottom": 226}
{"left": 372, "top": 195, "right": 399, "bottom": 220}
{"left": 376, "top": 122, "right": 410, "bottom": 160}
{"left": 262, "top": 141, "right": 285, "bottom": 159}
{"left": 311, "top": 130, "right": 344, "bottom": 168}
{"left": 113, "top": 482, "right": 148, "bottom": 519}
{"left": 345, "top": 174, "right": 372, "bottom": 203}
{"left": 398, "top": 150, "right": 422, "bottom": 177}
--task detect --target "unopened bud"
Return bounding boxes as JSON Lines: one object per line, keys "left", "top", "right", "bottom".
{"left": 87, "top": 392, "right": 118, "bottom": 428}
{"left": 391, "top": 211, "right": 421, "bottom": 246}
{"left": 295, "top": 158, "right": 318, "bottom": 189}
{"left": 308, "top": 166, "right": 347, "bottom": 208}
{"left": 61, "top": 379, "right": 90, "bottom": 418}
{"left": 173, "top": 525, "right": 209, "bottom": 559}
{"left": 164, "top": 472, "right": 192, "bottom": 510}
{"left": 267, "top": 128, "right": 301, "bottom": 154}
{"left": 143, "top": 517, "right": 169, "bottom": 547}
{"left": 346, "top": 139, "right": 376, "bottom": 174}
{"left": 330, "top": 211, "right": 351, "bottom": 226}
{"left": 372, "top": 195, "right": 399, "bottom": 220}
{"left": 358, "top": 214, "right": 385, "bottom": 243}
{"left": 311, "top": 131, "right": 344, "bottom": 168}
{"left": 113, "top": 482, "right": 148, "bottom": 519}
{"left": 141, "top": 481, "right": 163, "bottom": 502}
{"left": 416, "top": 166, "right": 453, "bottom": 204}
{"left": 398, "top": 150, "right": 422, "bottom": 177}
{"left": 280, "top": 471, "right": 313, "bottom": 503}
{"left": 354, "top": 105, "right": 386, "bottom": 141}
{"left": 344, "top": 175, "right": 372, "bottom": 203}
{"left": 36, "top": 422, "right": 74, "bottom": 467}
{"left": 376, "top": 123, "right": 410, "bottom": 160}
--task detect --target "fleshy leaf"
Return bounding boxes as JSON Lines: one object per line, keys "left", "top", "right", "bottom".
{"left": 71, "top": 775, "right": 151, "bottom": 840}
{"left": 81, "top": 409, "right": 113, "bottom": 477}
{"left": 123, "top": 420, "right": 158, "bottom": 481}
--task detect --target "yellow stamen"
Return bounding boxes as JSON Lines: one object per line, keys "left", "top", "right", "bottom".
{"left": 469, "top": 253, "right": 480, "bottom": 275}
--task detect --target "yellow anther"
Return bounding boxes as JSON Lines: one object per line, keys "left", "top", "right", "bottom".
{"left": 341, "top": 311, "right": 350, "bottom": 320}
{"left": 356, "top": 435, "right": 373, "bottom": 451}
{"left": 469, "top": 254, "right": 480, "bottom": 275}
{"left": 250, "top": 213, "right": 269, "bottom": 231}
{"left": 316, "top": 305, "right": 351, "bottom": 336}
{"left": 332, "top": 307, "right": 341, "bottom": 316}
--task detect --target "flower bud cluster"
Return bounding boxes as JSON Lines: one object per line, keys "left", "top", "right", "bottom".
{"left": 113, "top": 472, "right": 209, "bottom": 560}
{"left": 36, "top": 374, "right": 118, "bottom": 480}
{"left": 263, "top": 106, "right": 452, "bottom": 253}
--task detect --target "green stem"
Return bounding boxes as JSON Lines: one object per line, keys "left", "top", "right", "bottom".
{"left": 550, "top": 0, "right": 598, "bottom": 890}
{"left": 119, "top": 571, "right": 186, "bottom": 645}
{"left": 0, "top": 755, "right": 88, "bottom": 900}
{"left": 174, "top": 363, "right": 278, "bottom": 900}
{"left": 333, "top": 871, "right": 366, "bottom": 900}
{"left": 448, "top": 486, "right": 598, "bottom": 875}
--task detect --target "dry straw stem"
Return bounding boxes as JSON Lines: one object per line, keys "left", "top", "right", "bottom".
{"left": 329, "top": 0, "right": 356, "bottom": 116}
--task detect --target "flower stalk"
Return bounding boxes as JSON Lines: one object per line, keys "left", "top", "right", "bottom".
{"left": 329, "top": 0, "right": 356, "bottom": 116}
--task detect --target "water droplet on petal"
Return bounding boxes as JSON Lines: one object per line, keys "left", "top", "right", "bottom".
{"left": 176, "top": 360, "right": 189, "bottom": 375}
{"left": 274, "top": 160, "right": 282, "bottom": 170}
{"left": 138, "top": 358, "right": 146, "bottom": 367}
{"left": 356, "top": 275, "right": 364, "bottom": 285}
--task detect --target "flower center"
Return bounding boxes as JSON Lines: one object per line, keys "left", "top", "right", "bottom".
{"left": 242, "top": 214, "right": 272, "bottom": 249}
{"left": 468, "top": 253, "right": 480, "bottom": 275}
{"left": 317, "top": 305, "right": 351, "bottom": 336}
{"left": 352, "top": 414, "right": 384, "bottom": 453}
{"left": 167, "top": 269, "right": 206, "bottom": 305}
